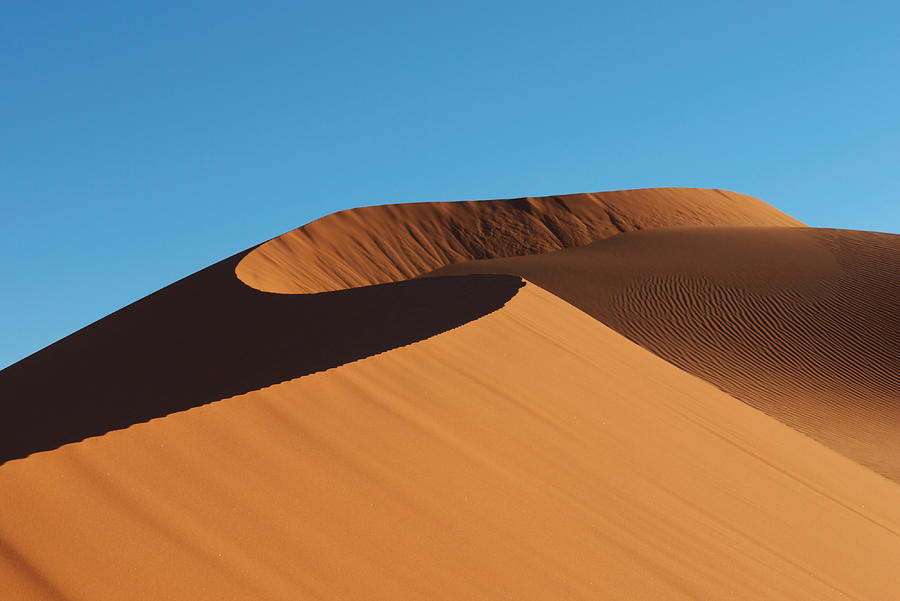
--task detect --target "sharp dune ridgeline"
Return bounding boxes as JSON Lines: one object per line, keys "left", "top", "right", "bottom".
{"left": 1, "top": 187, "right": 898, "bottom": 600}
{"left": 432, "top": 226, "right": 900, "bottom": 481}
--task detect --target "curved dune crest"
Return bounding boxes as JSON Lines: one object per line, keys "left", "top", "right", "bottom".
{"left": 0, "top": 248, "right": 522, "bottom": 464}
{"left": 236, "top": 188, "right": 804, "bottom": 294}
{"left": 433, "top": 227, "right": 900, "bottom": 480}
{"left": 2, "top": 283, "right": 899, "bottom": 600}
{"left": 1, "top": 187, "right": 802, "bottom": 462}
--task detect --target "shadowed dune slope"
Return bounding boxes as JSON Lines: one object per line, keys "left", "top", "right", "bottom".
{"left": 2, "top": 283, "right": 900, "bottom": 600}
{"left": 0, "top": 250, "right": 522, "bottom": 463}
{"left": 432, "top": 227, "right": 900, "bottom": 480}
{"left": 0, "top": 187, "right": 800, "bottom": 463}
{"left": 236, "top": 188, "right": 803, "bottom": 293}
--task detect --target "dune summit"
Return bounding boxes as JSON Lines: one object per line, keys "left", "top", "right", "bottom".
{"left": 1, "top": 187, "right": 898, "bottom": 600}
{"left": 236, "top": 187, "right": 803, "bottom": 293}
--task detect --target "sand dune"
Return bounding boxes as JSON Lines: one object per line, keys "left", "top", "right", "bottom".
{"left": 237, "top": 188, "right": 803, "bottom": 294}
{"left": 3, "top": 283, "right": 900, "bottom": 600}
{"left": 0, "top": 187, "right": 799, "bottom": 463}
{"left": 431, "top": 227, "right": 900, "bottom": 480}
{"left": 1, "top": 188, "right": 898, "bottom": 599}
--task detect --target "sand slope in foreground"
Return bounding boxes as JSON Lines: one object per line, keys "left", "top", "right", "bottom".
{"left": 433, "top": 227, "right": 900, "bottom": 481}
{"left": 3, "top": 283, "right": 899, "bottom": 600}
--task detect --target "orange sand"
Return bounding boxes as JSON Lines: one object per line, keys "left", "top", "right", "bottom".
{"left": 236, "top": 188, "right": 803, "bottom": 294}
{"left": 432, "top": 227, "right": 900, "bottom": 481}
{"left": 2, "top": 283, "right": 899, "bottom": 600}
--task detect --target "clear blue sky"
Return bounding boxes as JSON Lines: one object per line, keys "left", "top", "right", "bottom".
{"left": 2, "top": 1, "right": 898, "bottom": 368}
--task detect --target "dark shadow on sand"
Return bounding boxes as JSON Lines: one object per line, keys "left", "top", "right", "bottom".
{"left": 0, "top": 252, "right": 523, "bottom": 463}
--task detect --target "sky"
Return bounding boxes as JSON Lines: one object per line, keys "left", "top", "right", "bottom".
{"left": 2, "top": 1, "right": 898, "bottom": 368}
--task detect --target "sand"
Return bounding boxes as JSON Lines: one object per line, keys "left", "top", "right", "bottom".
{"left": 1, "top": 187, "right": 898, "bottom": 599}
{"left": 0, "top": 258, "right": 521, "bottom": 463}
{"left": 2, "top": 283, "right": 900, "bottom": 600}
{"left": 431, "top": 227, "right": 900, "bottom": 481}
{"left": 236, "top": 188, "right": 803, "bottom": 294}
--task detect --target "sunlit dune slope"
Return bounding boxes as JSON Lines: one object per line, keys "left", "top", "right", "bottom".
{"left": 237, "top": 187, "right": 803, "bottom": 293}
{"left": 3, "top": 283, "right": 900, "bottom": 600}
{"left": 432, "top": 227, "right": 900, "bottom": 480}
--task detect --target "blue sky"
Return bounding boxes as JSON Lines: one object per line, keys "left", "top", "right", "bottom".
{"left": 2, "top": 1, "right": 898, "bottom": 368}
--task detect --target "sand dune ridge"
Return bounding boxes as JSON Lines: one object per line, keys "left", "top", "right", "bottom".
{"left": 237, "top": 188, "right": 803, "bottom": 294}
{"left": 432, "top": 226, "right": 900, "bottom": 480}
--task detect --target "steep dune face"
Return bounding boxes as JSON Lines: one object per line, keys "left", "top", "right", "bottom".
{"left": 432, "top": 227, "right": 900, "bottom": 480}
{"left": 2, "top": 284, "right": 900, "bottom": 601}
{"left": 0, "top": 249, "right": 521, "bottom": 463}
{"left": 236, "top": 188, "right": 803, "bottom": 294}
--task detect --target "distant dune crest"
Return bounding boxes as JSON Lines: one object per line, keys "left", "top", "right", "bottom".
{"left": 236, "top": 187, "right": 803, "bottom": 294}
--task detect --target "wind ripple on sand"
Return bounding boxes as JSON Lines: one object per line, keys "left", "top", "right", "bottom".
{"left": 605, "top": 229, "right": 900, "bottom": 477}
{"left": 432, "top": 227, "right": 900, "bottom": 480}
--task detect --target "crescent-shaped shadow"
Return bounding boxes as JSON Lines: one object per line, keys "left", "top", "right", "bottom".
{"left": 0, "top": 251, "right": 523, "bottom": 464}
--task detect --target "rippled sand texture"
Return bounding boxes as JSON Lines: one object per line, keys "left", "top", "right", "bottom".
{"left": 434, "top": 227, "right": 900, "bottom": 480}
